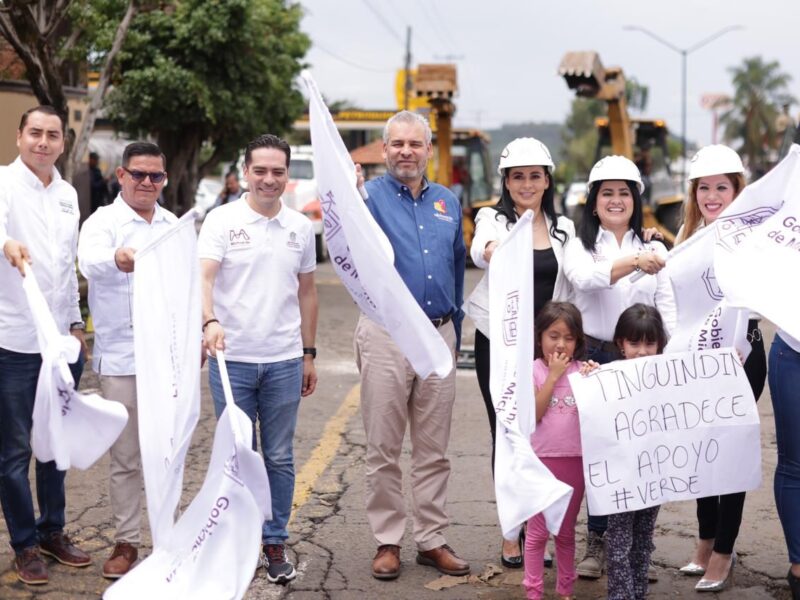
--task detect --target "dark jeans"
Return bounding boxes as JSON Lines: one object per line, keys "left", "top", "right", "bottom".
{"left": 474, "top": 329, "right": 496, "bottom": 475}
{"left": 584, "top": 338, "right": 621, "bottom": 535}
{"left": 695, "top": 321, "right": 766, "bottom": 554}
{"left": 769, "top": 334, "right": 800, "bottom": 564}
{"left": 207, "top": 356, "right": 302, "bottom": 544}
{"left": 0, "top": 347, "right": 84, "bottom": 553}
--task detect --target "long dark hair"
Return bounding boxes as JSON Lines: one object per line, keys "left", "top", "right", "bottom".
{"left": 577, "top": 180, "right": 644, "bottom": 251}
{"left": 492, "top": 168, "right": 568, "bottom": 245}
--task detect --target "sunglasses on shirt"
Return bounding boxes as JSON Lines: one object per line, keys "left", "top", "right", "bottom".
{"left": 123, "top": 167, "right": 167, "bottom": 184}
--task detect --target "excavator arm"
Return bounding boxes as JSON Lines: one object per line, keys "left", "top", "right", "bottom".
{"left": 558, "top": 51, "right": 633, "bottom": 158}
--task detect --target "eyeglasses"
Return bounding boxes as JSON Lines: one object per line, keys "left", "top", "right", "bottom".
{"left": 123, "top": 167, "right": 167, "bottom": 184}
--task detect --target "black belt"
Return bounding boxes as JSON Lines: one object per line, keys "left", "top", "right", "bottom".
{"left": 585, "top": 334, "right": 620, "bottom": 356}
{"left": 430, "top": 314, "right": 453, "bottom": 328}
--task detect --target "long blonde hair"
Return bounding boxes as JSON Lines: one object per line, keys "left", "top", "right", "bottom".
{"left": 680, "top": 172, "right": 746, "bottom": 241}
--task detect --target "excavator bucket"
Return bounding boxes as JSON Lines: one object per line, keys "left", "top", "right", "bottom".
{"left": 415, "top": 64, "right": 458, "bottom": 99}
{"left": 558, "top": 51, "right": 605, "bottom": 98}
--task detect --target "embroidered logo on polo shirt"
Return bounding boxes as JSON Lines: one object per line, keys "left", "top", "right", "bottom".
{"left": 229, "top": 228, "right": 251, "bottom": 247}
{"left": 58, "top": 200, "right": 74, "bottom": 215}
{"left": 287, "top": 231, "right": 301, "bottom": 249}
{"left": 432, "top": 199, "right": 454, "bottom": 223}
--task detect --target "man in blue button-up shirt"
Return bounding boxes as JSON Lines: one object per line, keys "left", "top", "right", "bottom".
{"left": 354, "top": 111, "right": 468, "bottom": 581}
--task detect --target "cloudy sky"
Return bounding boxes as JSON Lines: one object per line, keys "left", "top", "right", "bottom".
{"left": 298, "top": 0, "right": 799, "bottom": 146}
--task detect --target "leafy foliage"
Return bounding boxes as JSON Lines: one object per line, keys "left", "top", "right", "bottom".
{"left": 556, "top": 98, "right": 604, "bottom": 184}
{"left": 107, "top": 0, "right": 310, "bottom": 213}
{"left": 720, "top": 56, "right": 795, "bottom": 176}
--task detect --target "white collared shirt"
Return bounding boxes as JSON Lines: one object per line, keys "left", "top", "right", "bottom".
{"left": 0, "top": 157, "right": 81, "bottom": 353}
{"left": 465, "top": 208, "right": 575, "bottom": 336}
{"left": 197, "top": 195, "right": 316, "bottom": 363}
{"left": 78, "top": 195, "right": 177, "bottom": 375}
{"left": 564, "top": 228, "right": 676, "bottom": 341}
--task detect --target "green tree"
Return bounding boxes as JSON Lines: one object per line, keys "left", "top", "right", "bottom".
{"left": 720, "top": 56, "right": 795, "bottom": 175}
{"left": 107, "top": 0, "right": 309, "bottom": 214}
{"left": 557, "top": 98, "right": 604, "bottom": 183}
{"left": 557, "top": 77, "right": 650, "bottom": 184}
{"left": 626, "top": 77, "right": 649, "bottom": 113}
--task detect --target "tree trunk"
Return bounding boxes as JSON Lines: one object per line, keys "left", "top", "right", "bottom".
{"left": 158, "top": 129, "right": 202, "bottom": 216}
{"left": 66, "top": 0, "right": 137, "bottom": 181}
{"left": 0, "top": 5, "right": 71, "bottom": 171}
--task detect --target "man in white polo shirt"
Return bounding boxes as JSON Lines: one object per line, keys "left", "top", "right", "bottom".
{"left": 198, "top": 133, "right": 318, "bottom": 585}
{"left": 0, "top": 105, "right": 91, "bottom": 585}
{"left": 78, "top": 141, "right": 176, "bottom": 578}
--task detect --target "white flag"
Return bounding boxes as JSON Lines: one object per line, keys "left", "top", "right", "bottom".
{"left": 664, "top": 225, "right": 750, "bottom": 359}
{"left": 23, "top": 265, "right": 128, "bottom": 470}
{"left": 713, "top": 144, "right": 800, "bottom": 339}
{"left": 302, "top": 70, "right": 453, "bottom": 379}
{"left": 105, "top": 352, "right": 269, "bottom": 600}
{"left": 133, "top": 212, "right": 201, "bottom": 548}
{"left": 489, "top": 211, "right": 572, "bottom": 538}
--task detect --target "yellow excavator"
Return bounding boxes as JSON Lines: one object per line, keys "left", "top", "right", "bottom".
{"left": 558, "top": 51, "right": 684, "bottom": 243}
{"left": 409, "top": 64, "right": 495, "bottom": 250}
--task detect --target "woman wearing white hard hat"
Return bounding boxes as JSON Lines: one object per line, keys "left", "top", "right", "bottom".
{"left": 465, "top": 137, "right": 574, "bottom": 568}
{"left": 675, "top": 145, "right": 767, "bottom": 593}
{"left": 563, "top": 155, "right": 675, "bottom": 581}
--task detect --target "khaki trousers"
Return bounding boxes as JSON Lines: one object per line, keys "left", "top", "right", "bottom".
{"left": 354, "top": 314, "right": 457, "bottom": 551}
{"left": 100, "top": 375, "right": 143, "bottom": 545}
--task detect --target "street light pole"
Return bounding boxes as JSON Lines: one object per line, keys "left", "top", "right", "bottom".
{"left": 623, "top": 25, "right": 743, "bottom": 192}
{"left": 682, "top": 50, "right": 687, "bottom": 180}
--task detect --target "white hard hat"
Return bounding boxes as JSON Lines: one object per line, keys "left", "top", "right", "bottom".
{"left": 498, "top": 137, "right": 555, "bottom": 174}
{"left": 588, "top": 155, "right": 644, "bottom": 194}
{"left": 688, "top": 144, "right": 744, "bottom": 180}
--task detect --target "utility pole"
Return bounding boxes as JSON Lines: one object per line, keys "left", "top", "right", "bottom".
{"left": 623, "top": 25, "right": 743, "bottom": 193}
{"left": 403, "top": 26, "right": 412, "bottom": 110}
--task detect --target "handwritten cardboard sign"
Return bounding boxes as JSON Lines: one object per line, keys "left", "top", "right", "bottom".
{"left": 569, "top": 348, "right": 761, "bottom": 515}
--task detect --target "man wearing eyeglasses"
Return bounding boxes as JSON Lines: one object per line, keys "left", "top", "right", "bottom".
{"left": 77, "top": 141, "right": 176, "bottom": 578}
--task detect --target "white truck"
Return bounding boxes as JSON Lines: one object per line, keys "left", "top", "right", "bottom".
{"left": 283, "top": 146, "right": 327, "bottom": 261}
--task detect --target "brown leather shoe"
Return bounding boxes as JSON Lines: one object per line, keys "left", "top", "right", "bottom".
{"left": 15, "top": 546, "right": 48, "bottom": 585}
{"left": 39, "top": 532, "right": 91, "bottom": 567}
{"left": 372, "top": 544, "right": 400, "bottom": 580}
{"left": 102, "top": 542, "right": 138, "bottom": 579}
{"left": 416, "top": 544, "right": 470, "bottom": 576}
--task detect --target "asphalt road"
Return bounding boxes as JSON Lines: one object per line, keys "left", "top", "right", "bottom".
{"left": 0, "top": 262, "right": 795, "bottom": 599}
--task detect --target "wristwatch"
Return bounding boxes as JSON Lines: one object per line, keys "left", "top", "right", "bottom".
{"left": 70, "top": 320, "right": 86, "bottom": 331}
{"left": 303, "top": 347, "right": 317, "bottom": 359}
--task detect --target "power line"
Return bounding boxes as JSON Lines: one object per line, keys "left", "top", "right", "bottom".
{"left": 427, "top": 2, "right": 461, "bottom": 51}
{"left": 413, "top": 0, "right": 455, "bottom": 54}
{"left": 312, "top": 43, "right": 395, "bottom": 73}
{"left": 360, "top": 0, "right": 403, "bottom": 45}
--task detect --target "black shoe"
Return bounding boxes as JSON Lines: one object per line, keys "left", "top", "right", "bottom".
{"left": 501, "top": 528, "right": 524, "bottom": 569}
{"left": 501, "top": 552, "right": 523, "bottom": 568}
{"left": 264, "top": 544, "right": 296, "bottom": 584}
{"left": 788, "top": 569, "right": 800, "bottom": 600}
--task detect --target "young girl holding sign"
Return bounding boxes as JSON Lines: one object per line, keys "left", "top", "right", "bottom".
{"left": 606, "top": 304, "right": 668, "bottom": 600}
{"left": 524, "top": 301, "right": 597, "bottom": 600}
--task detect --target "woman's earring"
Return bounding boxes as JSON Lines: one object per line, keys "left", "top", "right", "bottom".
{"left": 592, "top": 209, "right": 598, "bottom": 216}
